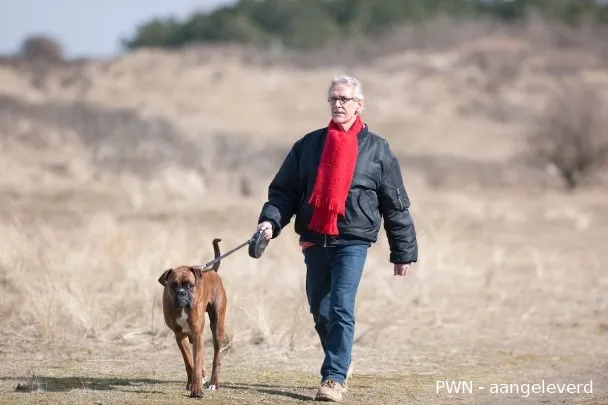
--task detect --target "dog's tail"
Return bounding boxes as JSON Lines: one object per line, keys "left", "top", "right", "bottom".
{"left": 211, "top": 238, "right": 222, "bottom": 272}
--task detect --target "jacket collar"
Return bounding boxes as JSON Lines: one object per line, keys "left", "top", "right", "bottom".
{"left": 357, "top": 124, "right": 369, "bottom": 143}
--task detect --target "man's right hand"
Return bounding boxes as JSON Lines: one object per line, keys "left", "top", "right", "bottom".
{"left": 257, "top": 221, "right": 273, "bottom": 240}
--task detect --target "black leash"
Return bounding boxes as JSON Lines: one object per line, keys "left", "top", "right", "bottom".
{"left": 192, "top": 230, "right": 269, "bottom": 271}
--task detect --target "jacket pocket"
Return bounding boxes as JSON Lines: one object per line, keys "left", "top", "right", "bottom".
{"left": 358, "top": 190, "right": 380, "bottom": 224}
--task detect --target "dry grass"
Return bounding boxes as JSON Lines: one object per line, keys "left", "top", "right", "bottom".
{"left": 1, "top": 181, "right": 607, "bottom": 404}
{"left": 1, "top": 18, "right": 608, "bottom": 404}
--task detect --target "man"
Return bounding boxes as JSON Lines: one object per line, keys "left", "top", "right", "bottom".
{"left": 255, "top": 74, "right": 418, "bottom": 402}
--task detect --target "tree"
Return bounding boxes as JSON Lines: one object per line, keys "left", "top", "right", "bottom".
{"left": 122, "top": 18, "right": 184, "bottom": 49}
{"left": 120, "top": 0, "right": 608, "bottom": 51}
{"left": 20, "top": 35, "right": 64, "bottom": 62}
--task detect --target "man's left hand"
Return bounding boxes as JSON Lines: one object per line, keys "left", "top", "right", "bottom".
{"left": 394, "top": 263, "right": 410, "bottom": 276}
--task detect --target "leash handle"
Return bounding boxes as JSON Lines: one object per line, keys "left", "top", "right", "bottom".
{"left": 248, "top": 229, "right": 269, "bottom": 259}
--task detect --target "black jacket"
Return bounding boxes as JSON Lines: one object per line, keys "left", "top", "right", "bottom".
{"left": 258, "top": 124, "right": 418, "bottom": 264}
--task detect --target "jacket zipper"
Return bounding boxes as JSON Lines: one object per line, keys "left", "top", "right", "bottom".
{"left": 397, "top": 188, "right": 404, "bottom": 211}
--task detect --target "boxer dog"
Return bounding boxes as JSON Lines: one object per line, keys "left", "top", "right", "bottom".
{"left": 158, "top": 238, "right": 227, "bottom": 398}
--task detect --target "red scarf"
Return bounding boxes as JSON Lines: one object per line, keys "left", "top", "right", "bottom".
{"left": 307, "top": 116, "right": 363, "bottom": 235}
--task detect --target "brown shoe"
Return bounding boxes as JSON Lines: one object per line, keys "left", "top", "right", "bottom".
{"left": 315, "top": 379, "right": 346, "bottom": 402}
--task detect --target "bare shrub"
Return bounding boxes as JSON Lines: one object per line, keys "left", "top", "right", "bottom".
{"left": 18, "top": 35, "right": 66, "bottom": 89}
{"left": 20, "top": 35, "right": 64, "bottom": 62}
{"left": 527, "top": 80, "right": 608, "bottom": 190}
{"left": 462, "top": 44, "right": 530, "bottom": 93}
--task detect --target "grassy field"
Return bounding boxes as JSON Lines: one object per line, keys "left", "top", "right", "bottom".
{"left": 0, "top": 182, "right": 606, "bottom": 404}
{"left": 1, "top": 21, "right": 608, "bottom": 404}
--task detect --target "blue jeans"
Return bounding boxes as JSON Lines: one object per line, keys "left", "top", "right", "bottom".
{"left": 303, "top": 244, "right": 368, "bottom": 384}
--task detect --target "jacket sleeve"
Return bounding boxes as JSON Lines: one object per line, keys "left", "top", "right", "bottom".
{"left": 257, "top": 140, "right": 302, "bottom": 238}
{"left": 378, "top": 142, "right": 418, "bottom": 264}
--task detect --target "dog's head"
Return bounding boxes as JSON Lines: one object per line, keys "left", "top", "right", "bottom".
{"left": 158, "top": 266, "right": 205, "bottom": 309}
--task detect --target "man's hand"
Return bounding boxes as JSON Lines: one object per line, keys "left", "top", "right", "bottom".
{"left": 257, "top": 221, "right": 273, "bottom": 241}
{"left": 394, "top": 263, "right": 411, "bottom": 276}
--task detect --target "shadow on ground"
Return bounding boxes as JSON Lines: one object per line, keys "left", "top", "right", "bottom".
{"left": 2, "top": 376, "right": 315, "bottom": 401}
{"left": 221, "top": 382, "right": 314, "bottom": 401}
{"left": 2, "top": 375, "right": 175, "bottom": 394}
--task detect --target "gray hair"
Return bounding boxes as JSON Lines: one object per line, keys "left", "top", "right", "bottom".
{"left": 327, "top": 75, "right": 365, "bottom": 102}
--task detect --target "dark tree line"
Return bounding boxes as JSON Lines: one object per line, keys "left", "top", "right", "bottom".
{"left": 122, "top": 0, "right": 608, "bottom": 51}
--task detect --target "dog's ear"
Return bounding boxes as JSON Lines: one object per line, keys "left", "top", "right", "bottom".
{"left": 158, "top": 269, "right": 173, "bottom": 286}
{"left": 190, "top": 266, "right": 203, "bottom": 281}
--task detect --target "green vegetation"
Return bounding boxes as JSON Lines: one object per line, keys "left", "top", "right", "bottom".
{"left": 122, "top": 0, "right": 608, "bottom": 51}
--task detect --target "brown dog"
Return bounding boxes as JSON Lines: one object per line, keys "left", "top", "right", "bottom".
{"left": 158, "top": 238, "right": 227, "bottom": 398}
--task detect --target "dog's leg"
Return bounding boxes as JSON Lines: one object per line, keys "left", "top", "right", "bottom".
{"left": 208, "top": 296, "right": 226, "bottom": 390}
{"left": 175, "top": 333, "right": 194, "bottom": 391}
{"left": 187, "top": 335, "right": 206, "bottom": 384}
{"left": 190, "top": 326, "right": 206, "bottom": 397}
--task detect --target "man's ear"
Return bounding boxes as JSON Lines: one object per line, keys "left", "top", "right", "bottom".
{"left": 158, "top": 269, "right": 173, "bottom": 286}
{"left": 356, "top": 100, "right": 364, "bottom": 115}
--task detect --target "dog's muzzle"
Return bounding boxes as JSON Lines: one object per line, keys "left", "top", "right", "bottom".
{"left": 173, "top": 288, "right": 192, "bottom": 308}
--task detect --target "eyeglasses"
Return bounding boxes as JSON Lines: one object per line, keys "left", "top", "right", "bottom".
{"left": 327, "top": 96, "right": 355, "bottom": 104}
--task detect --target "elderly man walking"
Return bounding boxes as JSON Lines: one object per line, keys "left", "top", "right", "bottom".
{"left": 255, "top": 74, "right": 418, "bottom": 402}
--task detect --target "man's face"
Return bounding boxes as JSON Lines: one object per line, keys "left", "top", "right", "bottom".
{"left": 328, "top": 83, "right": 363, "bottom": 125}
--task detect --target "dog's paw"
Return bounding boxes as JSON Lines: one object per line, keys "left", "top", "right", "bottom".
{"left": 189, "top": 390, "right": 204, "bottom": 398}
{"left": 207, "top": 384, "right": 217, "bottom": 390}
